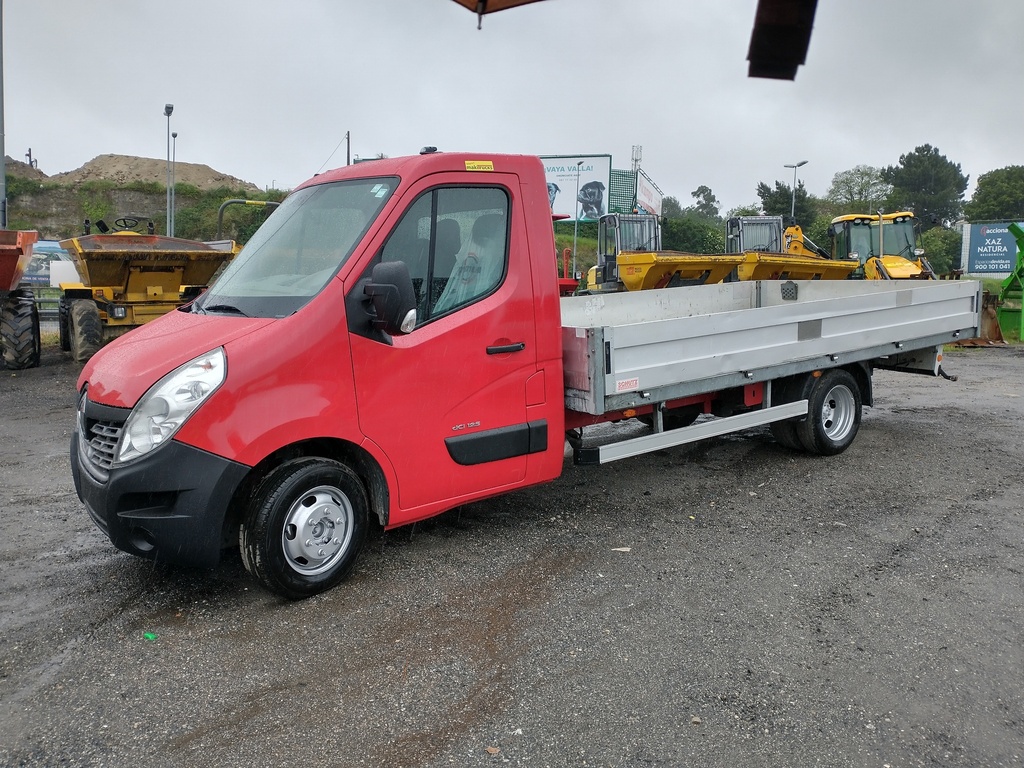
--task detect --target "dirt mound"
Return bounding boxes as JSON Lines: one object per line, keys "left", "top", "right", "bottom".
{"left": 48, "top": 154, "right": 261, "bottom": 193}
{"left": 4, "top": 156, "right": 48, "bottom": 180}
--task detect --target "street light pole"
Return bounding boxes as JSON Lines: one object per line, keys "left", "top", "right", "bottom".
{"left": 572, "top": 160, "right": 583, "bottom": 277}
{"left": 784, "top": 160, "right": 808, "bottom": 221}
{"left": 0, "top": 0, "right": 6, "bottom": 229}
{"left": 164, "top": 103, "right": 174, "bottom": 235}
{"left": 170, "top": 132, "right": 177, "bottom": 237}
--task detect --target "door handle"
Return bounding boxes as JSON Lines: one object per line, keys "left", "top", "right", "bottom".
{"left": 486, "top": 342, "right": 526, "bottom": 355}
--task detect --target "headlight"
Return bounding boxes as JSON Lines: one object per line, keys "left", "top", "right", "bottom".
{"left": 115, "top": 348, "right": 227, "bottom": 465}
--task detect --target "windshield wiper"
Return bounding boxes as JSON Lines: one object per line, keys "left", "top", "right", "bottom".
{"left": 202, "top": 303, "right": 250, "bottom": 317}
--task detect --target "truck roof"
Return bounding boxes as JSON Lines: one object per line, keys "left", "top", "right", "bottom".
{"left": 297, "top": 152, "right": 545, "bottom": 190}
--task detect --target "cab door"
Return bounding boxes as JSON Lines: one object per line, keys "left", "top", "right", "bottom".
{"left": 347, "top": 175, "right": 545, "bottom": 521}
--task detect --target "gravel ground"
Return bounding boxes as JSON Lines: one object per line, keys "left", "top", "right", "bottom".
{"left": 1, "top": 343, "right": 1022, "bottom": 768}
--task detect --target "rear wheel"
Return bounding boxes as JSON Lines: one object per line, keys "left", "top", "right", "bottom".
{"left": 69, "top": 300, "right": 102, "bottom": 363}
{"left": 796, "top": 369, "right": 861, "bottom": 456}
{"left": 1, "top": 288, "right": 41, "bottom": 369}
{"left": 768, "top": 378, "right": 803, "bottom": 451}
{"left": 240, "top": 458, "right": 368, "bottom": 599}
{"left": 769, "top": 419, "right": 803, "bottom": 451}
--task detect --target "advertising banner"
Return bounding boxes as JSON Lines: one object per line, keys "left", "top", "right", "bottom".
{"left": 540, "top": 155, "right": 612, "bottom": 221}
{"left": 635, "top": 169, "right": 663, "bottom": 217}
{"left": 965, "top": 222, "right": 1022, "bottom": 273}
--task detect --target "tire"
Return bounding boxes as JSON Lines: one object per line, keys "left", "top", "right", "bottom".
{"left": 768, "top": 377, "right": 803, "bottom": 451}
{"left": 795, "top": 369, "right": 861, "bottom": 456}
{"left": 58, "top": 297, "right": 72, "bottom": 352}
{"left": 240, "top": 458, "right": 368, "bottom": 599}
{"left": 1, "top": 288, "right": 41, "bottom": 370}
{"left": 69, "top": 300, "right": 102, "bottom": 363}
{"left": 769, "top": 419, "right": 804, "bottom": 452}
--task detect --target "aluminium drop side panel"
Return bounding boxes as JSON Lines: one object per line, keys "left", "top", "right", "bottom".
{"left": 560, "top": 279, "right": 981, "bottom": 416}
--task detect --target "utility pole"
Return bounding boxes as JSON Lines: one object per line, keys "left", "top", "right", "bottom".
{"left": 0, "top": 0, "right": 7, "bottom": 228}
{"left": 164, "top": 103, "right": 174, "bottom": 235}
{"left": 572, "top": 160, "right": 583, "bottom": 278}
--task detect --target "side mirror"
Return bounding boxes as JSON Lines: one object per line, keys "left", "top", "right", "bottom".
{"left": 363, "top": 261, "right": 417, "bottom": 337}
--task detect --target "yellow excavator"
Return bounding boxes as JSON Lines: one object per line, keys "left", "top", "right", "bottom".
{"left": 827, "top": 211, "right": 937, "bottom": 280}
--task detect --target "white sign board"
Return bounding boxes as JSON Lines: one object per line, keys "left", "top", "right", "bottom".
{"left": 540, "top": 154, "right": 612, "bottom": 221}
{"left": 635, "top": 169, "right": 663, "bottom": 217}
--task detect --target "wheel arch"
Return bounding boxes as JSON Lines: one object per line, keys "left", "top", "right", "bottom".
{"left": 842, "top": 361, "right": 872, "bottom": 407}
{"left": 773, "top": 361, "right": 872, "bottom": 411}
{"left": 223, "top": 437, "right": 390, "bottom": 545}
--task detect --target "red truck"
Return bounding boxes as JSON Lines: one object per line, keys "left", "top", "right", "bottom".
{"left": 72, "top": 151, "right": 981, "bottom": 598}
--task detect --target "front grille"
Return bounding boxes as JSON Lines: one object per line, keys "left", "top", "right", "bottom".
{"left": 85, "top": 420, "right": 122, "bottom": 470}
{"left": 78, "top": 392, "right": 130, "bottom": 481}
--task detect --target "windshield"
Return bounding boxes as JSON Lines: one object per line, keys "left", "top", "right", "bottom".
{"left": 196, "top": 177, "right": 396, "bottom": 318}
{"left": 848, "top": 218, "right": 917, "bottom": 263}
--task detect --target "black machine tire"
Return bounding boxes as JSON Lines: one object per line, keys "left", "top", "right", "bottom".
{"left": 240, "top": 458, "right": 368, "bottom": 600}
{"left": 58, "top": 297, "right": 72, "bottom": 351}
{"left": 1, "top": 288, "right": 41, "bottom": 370}
{"left": 69, "top": 300, "right": 102, "bottom": 363}
{"left": 795, "top": 369, "right": 862, "bottom": 456}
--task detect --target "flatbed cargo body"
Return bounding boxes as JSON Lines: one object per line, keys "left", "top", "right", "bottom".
{"left": 561, "top": 279, "right": 979, "bottom": 416}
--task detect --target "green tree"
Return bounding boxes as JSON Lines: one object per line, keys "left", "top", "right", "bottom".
{"left": 660, "top": 195, "right": 685, "bottom": 219}
{"left": 827, "top": 165, "right": 891, "bottom": 212}
{"left": 803, "top": 214, "right": 835, "bottom": 257}
{"left": 881, "top": 144, "right": 968, "bottom": 229}
{"left": 920, "top": 226, "right": 962, "bottom": 274}
{"left": 689, "top": 185, "right": 721, "bottom": 221}
{"left": 726, "top": 203, "right": 762, "bottom": 218}
{"left": 963, "top": 166, "right": 1024, "bottom": 221}
{"left": 756, "top": 180, "right": 815, "bottom": 228}
{"left": 662, "top": 217, "right": 725, "bottom": 253}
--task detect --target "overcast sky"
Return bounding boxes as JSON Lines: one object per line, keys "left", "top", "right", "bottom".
{"left": 6, "top": 0, "right": 1023, "bottom": 212}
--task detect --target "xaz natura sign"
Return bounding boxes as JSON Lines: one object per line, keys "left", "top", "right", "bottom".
{"left": 964, "top": 222, "right": 1022, "bottom": 273}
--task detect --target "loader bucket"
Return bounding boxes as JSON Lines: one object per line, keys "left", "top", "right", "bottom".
{"left": 0, "top": 230, "right": 40, "bottom": 291}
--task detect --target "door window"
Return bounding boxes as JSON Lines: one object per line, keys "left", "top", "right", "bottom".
{"left": 378, "top": 187, "right": 509, "bottom": 326}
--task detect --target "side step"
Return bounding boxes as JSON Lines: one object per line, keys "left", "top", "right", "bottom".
{"left": 570, "top": 400, "right": 809, "bottom": 465}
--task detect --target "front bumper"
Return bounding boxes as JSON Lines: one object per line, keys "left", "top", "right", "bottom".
{"left": 72, "top": 413, "right": 250, "bottom": 568}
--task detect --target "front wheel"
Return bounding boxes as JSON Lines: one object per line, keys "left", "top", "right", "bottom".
{"left": 69, "top": 300, "right": 102, "bottom": 363}
{"left": 240, "top": 458, "right": 368, "bottom": 599}
{"left": 795, "top": 369, "right": 862, "bottom": 456}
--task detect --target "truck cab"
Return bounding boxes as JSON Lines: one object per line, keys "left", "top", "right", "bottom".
{"left": 72, "top": 152, "right": 568, "bottom": 598}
